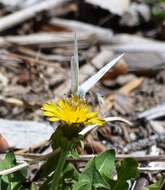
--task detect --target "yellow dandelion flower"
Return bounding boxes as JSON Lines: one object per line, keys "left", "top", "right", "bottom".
{"left": 42, "top": 96, "right": 104, "bottom": 127}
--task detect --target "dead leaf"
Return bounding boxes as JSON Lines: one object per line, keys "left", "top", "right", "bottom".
{"left": 0, "top": 134, "right": 9, "bottom": 153}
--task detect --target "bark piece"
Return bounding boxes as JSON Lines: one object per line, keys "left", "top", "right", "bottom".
{"left": 0, "top": 32, "right": 92, "bottom": 47}
{"left": 138, "top": 104, "right": 165, "bottom": 121}
{"left": 50, "top": 18, "right": 113, "bottom": 43}
{"left": 123, "top": 134, "right": 165, "bottom": 153}
{"left": 133, "top": 177, "right": 149, "bottom": 190}
{"left": 0, "top": 0, "right": 69, "bottom": 32}
{"left": 114, "top": 94, "right": 134, "bottom": 115}
{"left": 124, "top": 52, "right": 165, "bottom": 74}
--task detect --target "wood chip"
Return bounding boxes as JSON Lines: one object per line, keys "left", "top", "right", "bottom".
{"left": 118, "top": 77, "right": 144, "bottom": 95}
{"left": 91, "top": 49, "right": 113, "bottom": 70}
{"left": 79, "top": 63, "right": 96, "bottom": 83}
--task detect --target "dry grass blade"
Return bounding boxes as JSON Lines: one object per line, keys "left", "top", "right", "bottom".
{"left": 78, "top": 54, "right": 124, "bottom": 97}
{"left": 0, "top": 148, "right": 61, "bottom": 176}
{"left": 0, "top": 162, "right": 29, "bottom": 176}
{"left": 79, "top": 116, "right": 132, "bottom": 136}
{"left": 71, "top": 33, "right": 79, "bottom": 95}
{"left": 104, "top": 116, "right": 132, "bottom": 126}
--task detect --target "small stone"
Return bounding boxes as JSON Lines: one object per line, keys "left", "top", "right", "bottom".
{"left": 129, "top": 132, "right": 137, "bottom": 141}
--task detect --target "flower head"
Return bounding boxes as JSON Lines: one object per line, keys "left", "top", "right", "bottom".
{"left": 42, "top": 96, "right": 104, "bottom": 127}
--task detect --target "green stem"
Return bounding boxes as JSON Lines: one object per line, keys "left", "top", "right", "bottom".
{"left": 50, "top": 149, "right": 66, "bottom": 190}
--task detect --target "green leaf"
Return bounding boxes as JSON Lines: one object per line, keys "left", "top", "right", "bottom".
{"left": 144, "top": 176, "right": 165, "bottom": 190}
{"left": 51, "top": 125, "right": 81, "bottom": 151}
{"left": 117, "top": 158, "right": 139, "bottom": 180}
{"left": 42, "top": 163, "right": 78, "bottom": 190}
{"left": 0, "top": 152, "right": 16, "bottom": 171}
{"left": 80, "top": 140, "right": 84, "bottom": 150}
{"left": 0, "top": 152, "right": 27, "bottom": 184}
{"left": 58, "top": 163, "right": 79, "bottom": 190}
{"left": 30, "top": 183, "right": 38, "bottom": 190}
{"left": 153, "top": 7, "right": 165, "bottom": 20}
{"left": 50, "top": 150, "right": 66, "bottom": 190}
{"left": 111, "top": 158, "right": 139, "bottom": 190}
{"left": 72, "top": 157, "right": 109, "bottom": 190}
{"left": 40, "top": 175, "right": 53, "bottom": 190}
{"left": 95, "top": 150, "right": 115, "bottom": 180}
{"left": 39, "top": 150, "right": 60, "bottom": 178}
{"left": 0, "top": 152, "right": 32, "bottom": 190}
{"left": 0, "top": 177, "right": 9, "bottom": 190}
{"left": 62, "top": 163, "right": 79, "bottom": 180}
{"left": 68, "top": 148, "right": 79, "bottom": 159}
